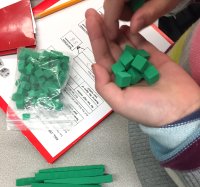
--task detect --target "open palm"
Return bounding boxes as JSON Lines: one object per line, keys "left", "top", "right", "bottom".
{"left": 86, "top": 9, "right": 200, "bottom": 127}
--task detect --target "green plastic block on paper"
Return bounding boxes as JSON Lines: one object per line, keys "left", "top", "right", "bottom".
{"left": 143, "top": 64, "right": 160, "bottom": 85}
{"left": 119, "top": 50, "right": 134, "bottom": 70}
{"left": 25, "top": 63, "right": 34, "bottom": 75}
{"left": 20, "top": 74, "right": 29, "bottom": 82}
{"left": 38, "top": 77, "right": 46, "bottom": 86}
{"left": 124, "top": 45, "right": 138, "bottom": 57}
{"left": 16, "top": 99, "right": 25, "bottom": 109}
{"left": 131, "top": 55, "right": 148, "bottom": 73}
{"left": 43, "top": 70, "right": 53, "bottom": 79}
{"left": 35, "top": 168, "right": 105, "bottom": 181}
{"left": 52, "top": 100, "right": 64, "bottom": 111}
{"left": 41, "top": 50, "right": 52, "bottom": 59}
{"left": 22, "top": 113, "right": 31, "bottom": 120}
{"left": 34, "top": 69, "right": 43, "bottom": 78}
{"left": 32, "top": 183, "right": 101, "bottom": 187}
{"left": 50, "top": 50, "right": 64, "bottom": 59}
{"left": 28, "top": 90, "right": 37, "bottom": 98}
{"left": 111, "top": 61, "right": 125, "bottom": 75}
{"left": 127, "top": 68, "right": 143, "bottom": 85}
{"left": 18, "top": 48, "right": 30, "bottom": 60}
{"left": 115, "top": 72, "right": 132, "bottom": 88}
{"left": 44, "top": 175, "right": 113, "bottom": 185}
{"left": 39, "top": 165, "right": 105, "bottom": 173}
{"left": 20, "top": 81, "right": 31, "bottom": 90}
{"left": 17, "top": 87, "right": 25, "bottom": 95}
{"left": 12, "top": 93, "right": 22, "bottom": 101}
{"left": 18, "top": 60, "right": 26, "bottom": 72}
{"left": 16, "top": 177, "right": 41, "bottom": 186}
{"left": 137, "top": 49, "right": 150, "bottom": 59}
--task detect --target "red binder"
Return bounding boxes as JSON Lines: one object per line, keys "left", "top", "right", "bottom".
{"left": 0, "top": 0, "right": 36, "bottom": 56}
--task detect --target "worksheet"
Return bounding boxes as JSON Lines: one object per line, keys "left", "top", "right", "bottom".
{"left": 0, "top": 0, "right": 172, "bottom": 163}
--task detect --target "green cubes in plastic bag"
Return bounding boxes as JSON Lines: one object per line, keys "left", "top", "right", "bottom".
{"left": 12, "top": 48, "right": 70, "bottom": 111}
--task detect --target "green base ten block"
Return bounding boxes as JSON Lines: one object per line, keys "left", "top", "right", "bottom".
{"left": 32, "top": 184, "right": 101, "bottom": 187}
{"left": 39, "top": 165, "right": 105, "bottom": 173}
{"left": 35, "top": 169, "right": 105, "bottom": 180}
{"left": 44, "top": 175, "right": 113, "bottom": 185}
{"left": 16, "top": 177, "right": 41, "bottom": 186}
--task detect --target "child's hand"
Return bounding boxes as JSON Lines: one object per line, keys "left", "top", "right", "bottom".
{"left": 86, "top": 9, "right": 200, "bottom": 127}
{"left": 104, "top": 0, "right": 180, "bottom": 40}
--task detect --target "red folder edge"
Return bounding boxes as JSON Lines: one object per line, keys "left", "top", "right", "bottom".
{"left": 0, "top": 0, "right": 36, "bottom": 56}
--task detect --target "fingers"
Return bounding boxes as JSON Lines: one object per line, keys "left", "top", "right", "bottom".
{"left": 103, "top": 0, "right": 125, "bottom": 40}
{"left": 124, "top": 28, "right": 170, "bottom": 67}
{"left": 92, "top": 63, "right": 124, "bottom": 110}
{"left": 130, "top": 0, "right": 180, "bottom": 33}
{"left": 86, "top": 8, "right": 125, "bottom": 110}
{"left": 86, "top": 9, "right": 114, "bottom": 71}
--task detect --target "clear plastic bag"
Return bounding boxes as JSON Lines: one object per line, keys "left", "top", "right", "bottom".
{"left": 6, "top": 48, "right": 75, "bottom": 130}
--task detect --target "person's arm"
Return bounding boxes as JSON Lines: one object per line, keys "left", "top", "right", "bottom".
{"left": 137, "top": 20, "right": 200, "bottom": 186}
{"left": 85, "top": 8, "right": 200, "bottom": 186}
{"left": 85, "top": 8, "right": 200, "bottom": 127}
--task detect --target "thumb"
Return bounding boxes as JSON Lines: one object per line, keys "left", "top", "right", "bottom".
{"left": 92, "top": 64, "right": 111, "bottom": 92}
{"left": 130, "top": 0, "right": 180, "bottom": 33}
{"left": 91, "top": 64, "right": 123, "bottom": 110}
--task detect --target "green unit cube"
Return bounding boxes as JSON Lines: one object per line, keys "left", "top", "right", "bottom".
{"left": 30, "top": 76, "right": 37, "bottom": 84}
{"left": 28, "top": 90, "right": 37, "bottom": 98}
{"left": 38, "top": 77, "right": 46, "bottom": 86}
{"left": 131, "top": 55, "right": 148, "bottom": 73}
{"left": 143, "top": 64, "right": 160, "bottom": 85}
{"left": 137, "top": 49, "right": 150, "bottom": 59}
{"left": 124, "top": 45, "right": 138, "bottom": 57}
{"left": 53, "top": 99, "right": 64, "bottom": 111}
{"left": 18, "top": 48, "right": 30, "bottom": 60}
{"left": 50, "top": 50, "right": 63, "bottom": 58}
{"left": 111, "top": 61, "right": 125, "bottom": 75}
{"left": 61, "top": 55, "right": 70, "bottom": 63}
{"left": 35, "top": 69, "right": 43, "bottom": 78}
{"left": 12, "top": 93, "right": 22, "bottom": 101}
{"left": 130, "top": 0, "right": 145, "bottom": 12}
{"left": 17, "top": 86, "right": 25, "bottom": 95}
{"left": 22, "top": 113, "right": 31, "bottom": 120}
{"left": 41, "top": 50, "right": 51, "bottom": 59}
{"left": 115, "top": 72, "right": 132, "bottom": 88}
{"left": 127, "top": 68, "right": 143, "bottom": 85}
{"left": 119, "top": 50, "right": 134, "bottom": 70}
{"left": 25, "top": 63, "right": 34, "bottom": 75}
{"left": 43, "top": 70, "right": 53, "bottom": 79}
{"left": 20, "top": 81, "right": 30, "bottom": 91}
{"left": 16, "top": 99, "right": 25, "bottom": 109}
{"left": 20, "top": 74, "right": 29, "bottom": 82}
{"left": 18, "top": 60, "right": 26, "bottom": 72}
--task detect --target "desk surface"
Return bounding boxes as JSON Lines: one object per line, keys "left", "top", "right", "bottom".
{"left": 0, "top": 109, "right": 141, "bottom": 187}
{"left": 0, "top": 1, "right": 141, "bottom": 186}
